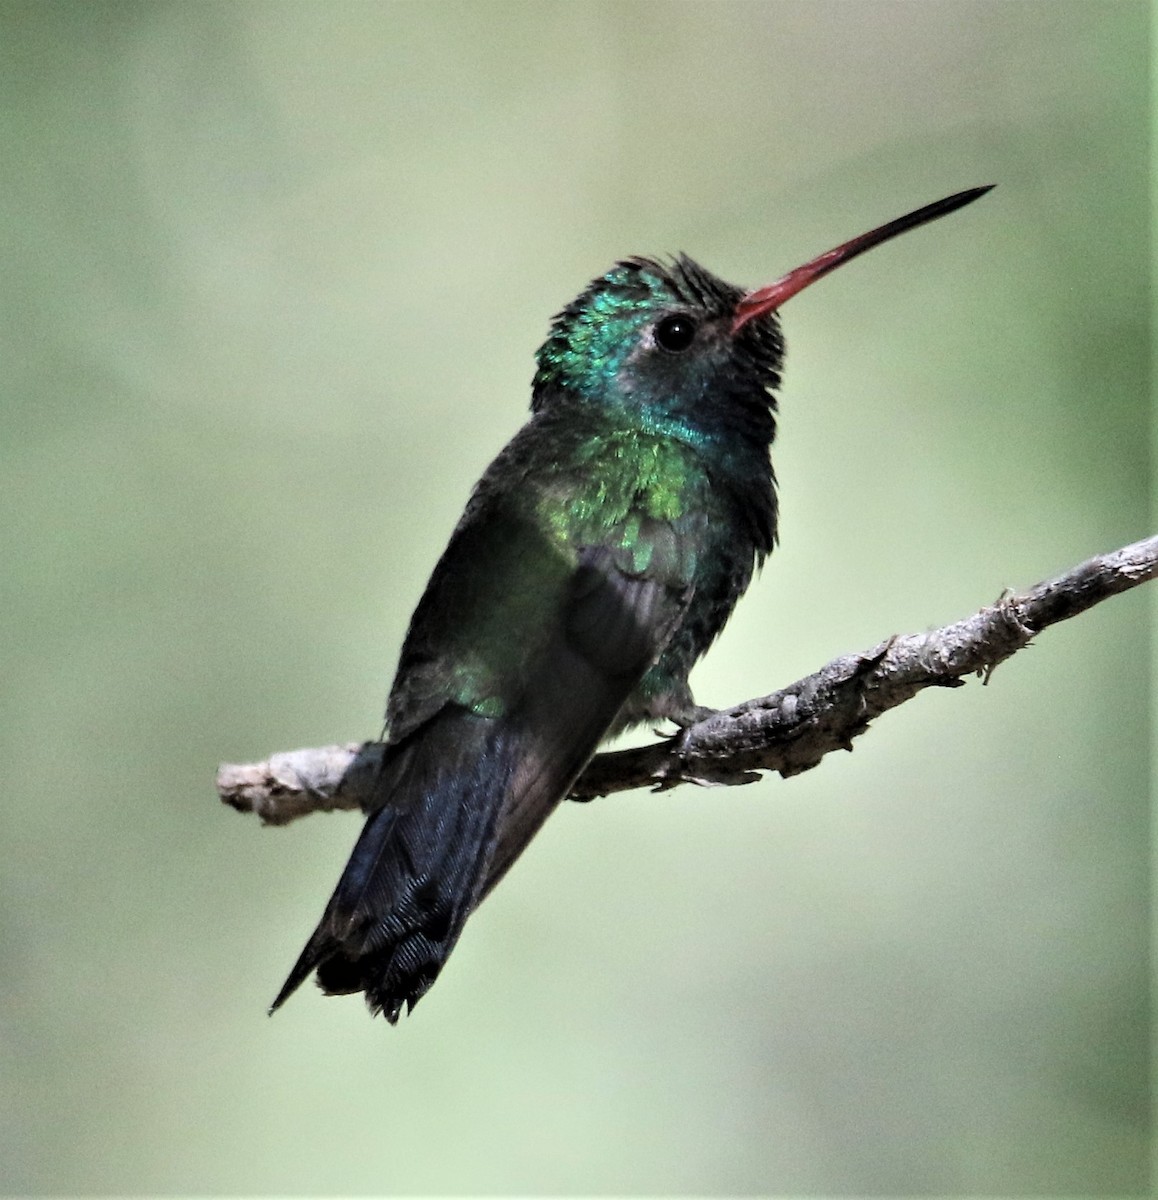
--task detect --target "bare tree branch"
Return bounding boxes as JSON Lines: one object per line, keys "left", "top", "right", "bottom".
{"left": 218, "top": 533, "right": 1157, "bottom": 825}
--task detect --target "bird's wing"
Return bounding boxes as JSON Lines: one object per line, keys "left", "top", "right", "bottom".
{"left": 479, "top": 529, "right": 694, "bottom": 897}
{"left": 272, "top": 511, "right": 692, "bottom": 1019}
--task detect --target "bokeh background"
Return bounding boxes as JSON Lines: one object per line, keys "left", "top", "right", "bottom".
{"left": 0, "top": 1, "right": 1149, "bottom": 1194}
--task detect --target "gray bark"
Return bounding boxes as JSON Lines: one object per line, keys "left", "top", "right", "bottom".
{"left": 217, "top": 534, "right": 1157, "bottom": 824}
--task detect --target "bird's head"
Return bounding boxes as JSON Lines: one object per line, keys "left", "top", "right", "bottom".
{"left": 531, "top": 186, "right": 993, "bottom": 445}
{"left": 531, "top": 254, "right": 782, "bottom": 444}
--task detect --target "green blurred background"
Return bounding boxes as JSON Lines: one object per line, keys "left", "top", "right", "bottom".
{"left": 0, "top": 1, "right": 1149, "bottom": 1193}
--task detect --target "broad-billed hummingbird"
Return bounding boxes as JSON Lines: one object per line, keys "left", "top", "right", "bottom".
{"left": 271, "top": 185, "right": 993, "bottom": 1022}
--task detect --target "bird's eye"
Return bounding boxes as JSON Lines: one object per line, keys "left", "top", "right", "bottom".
{"left": 654, "top": 314, "right": 697, "bottom": 353}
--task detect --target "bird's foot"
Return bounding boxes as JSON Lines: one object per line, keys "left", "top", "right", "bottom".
{"left": 664, "top": 704, "right": 718, "bottom": 731}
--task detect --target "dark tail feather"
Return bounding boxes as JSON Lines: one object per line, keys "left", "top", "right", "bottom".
{"left": 270, "top": 710, "right": 515, "bottom": 1023}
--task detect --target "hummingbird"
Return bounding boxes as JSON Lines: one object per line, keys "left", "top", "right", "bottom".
{"left": 271, "top": 185, "right": 993, "bottom": 1022}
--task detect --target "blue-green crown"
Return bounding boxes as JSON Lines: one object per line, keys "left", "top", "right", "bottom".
{"left": 532, "top": 257, "right": 741, "bottom": 402}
